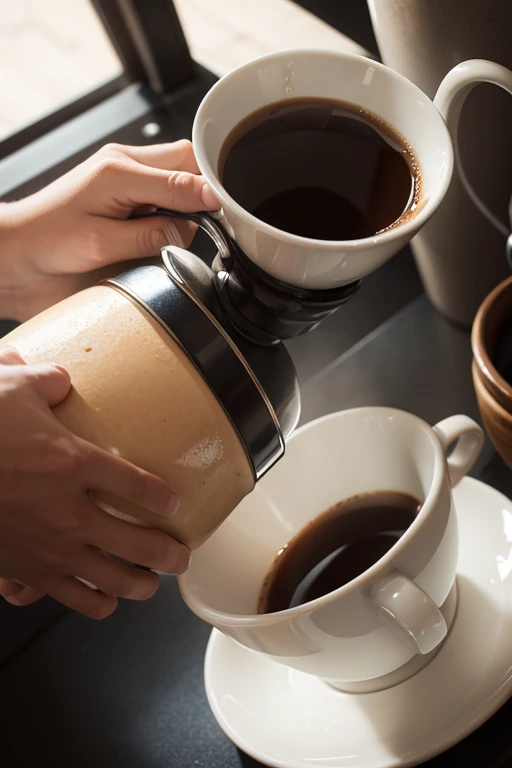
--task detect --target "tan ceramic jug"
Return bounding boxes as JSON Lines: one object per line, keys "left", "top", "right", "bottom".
{"left": 2, "top": 205, "right": 366, "bottom": 548}
{"left": 1, "top": 213, "right": 317, "bottom": 548}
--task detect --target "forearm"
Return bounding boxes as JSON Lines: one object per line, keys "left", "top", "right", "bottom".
{"left": 0, "top": 196, "right": 81, "bottom": 322}
{"left": 0, "top": 201, "right": 28, "bottom": 320}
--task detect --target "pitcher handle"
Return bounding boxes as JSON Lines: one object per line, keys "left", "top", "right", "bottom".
{"left": 434, "top": 59, "right": 512, "bottom": 239}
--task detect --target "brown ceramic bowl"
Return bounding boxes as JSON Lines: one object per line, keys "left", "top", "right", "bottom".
{"left": 472, "top": 275, "right": 512, "bottom": 467}
{"left": 472, "top": 359, "right": 512, "bottom": 468}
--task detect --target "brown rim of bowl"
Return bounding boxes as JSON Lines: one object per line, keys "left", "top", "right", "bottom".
{"left": 473, "top": 361, "right": 512, "bottom": 470}
{"left": 473, "top": 359, "right": 512, "bottom": 422}
{"left": 472, "top": 275, "right": 512, "bottom": 412}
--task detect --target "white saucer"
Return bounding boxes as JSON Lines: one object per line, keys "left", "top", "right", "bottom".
{"left": 204, "top": 477, "right": 512, "bottom": 768}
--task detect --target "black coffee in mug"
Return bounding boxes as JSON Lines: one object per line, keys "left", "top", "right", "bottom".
{"left": 258, "top": 490, "right": 422, "bottom": 614}
{"left": 219, "top": 98, "right": 421, "bottom": 241}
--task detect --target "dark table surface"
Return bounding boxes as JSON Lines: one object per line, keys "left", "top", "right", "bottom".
{"left": 1, "top": 3, "right": 511, "bottom": 766}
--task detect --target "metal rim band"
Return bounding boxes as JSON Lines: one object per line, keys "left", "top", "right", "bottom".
{"left": 103, "top": 266, "right": 284, "bottom": 479}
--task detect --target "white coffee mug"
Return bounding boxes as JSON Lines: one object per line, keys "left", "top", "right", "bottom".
{"left": 192, "top": 49, "right": 512, "bottom": 290}
{"left": 179, "top": 408, "right": 483, "bottom": 690}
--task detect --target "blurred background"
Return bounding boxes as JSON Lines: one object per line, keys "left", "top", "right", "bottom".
{"left": 0, "top": 0, "right": 376, "bottom": 142}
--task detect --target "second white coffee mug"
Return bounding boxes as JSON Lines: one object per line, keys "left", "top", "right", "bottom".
{"left": 192, "top": 49, "right": 512, "bottom": 291}
{"left": 179, "top": 408, "right": 483, "bottom": 690}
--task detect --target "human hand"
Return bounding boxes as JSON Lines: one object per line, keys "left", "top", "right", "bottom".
{"left": 0, "top": 140, "right": 219, "bottom": 321}
{"left": 0, "top": 348, "right": 190, "bottom": 619}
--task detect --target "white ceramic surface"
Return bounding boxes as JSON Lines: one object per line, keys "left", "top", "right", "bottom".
{"left": 179, "top": 408, "right": 483, "bottom": 685}
{"left": 192, "top": 49, "right": 512, "bottom": 290}
{"left": 204, "top": 476, "right": 512, "bottom": 768}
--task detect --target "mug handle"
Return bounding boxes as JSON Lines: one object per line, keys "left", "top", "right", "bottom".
{"left": 434, "top": 59, "right": 512, "bottom": 239}
{"left": 372, "top": 415, "right": 484, "bottom": 655}
{"left": 432, "top": 414, "right": 484, "bottom": 487}
{"left": 371, "top": 571, "right": 447, "bottom": 655}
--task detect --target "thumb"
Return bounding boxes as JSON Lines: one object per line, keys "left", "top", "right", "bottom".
{"left": 28, "top": 363, "right": 72, "bottom": 407}
{"left": 97, "top": 215, "right": 196, "bottom": 264}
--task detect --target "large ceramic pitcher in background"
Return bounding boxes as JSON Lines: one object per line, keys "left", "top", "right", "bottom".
{"left": 368, "top": 0, "right": 512, "bottom": 326}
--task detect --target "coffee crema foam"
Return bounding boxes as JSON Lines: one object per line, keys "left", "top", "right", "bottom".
{"left": 356, "top": 107, "right": 423, "bottom": 233}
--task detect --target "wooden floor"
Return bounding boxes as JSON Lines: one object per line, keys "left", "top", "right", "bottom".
{"left": 0, "top": 0, "right": 368, "bottom": 141}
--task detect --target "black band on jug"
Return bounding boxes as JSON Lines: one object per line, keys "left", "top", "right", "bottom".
{"left": 131, "top": 208, "right": 362, "bottom": 345}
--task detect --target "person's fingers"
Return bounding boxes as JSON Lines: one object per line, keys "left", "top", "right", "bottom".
{"left": 96, "top": 214, "right": 196, "bottom": 262}
{"left": 80, "top": 441, "right": 179, "bottom": 518}
{"left": 26, "top": 363, "right": 71, "bottom": 407}
{"left": 0, "top": 578, "right": 45, "bottom": 606}
{"left": 18, "top": 587, "right": 45, "bottom": 605}
{"left": 0, "top": 577, "right": 23, "bottom": 602}
{"left": 0, "top": 348, "right": 71, "bottom": 407}
{"left": 104, "top": 140, "right": 201, "bottom": 174}
{"left": 86, "top": 503, "right": 190, "bottom": 574}
{"left": 75, "top": 548, "right": 159, "bottom": 600}
{"left": 94, "top": 158, "right": 219, "bottom": 213}
{"left": 0, "top": 346, "right": 25, "bottom": 366}
{"left": 39, "top": 574, "right": 118, "bottom": 619}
